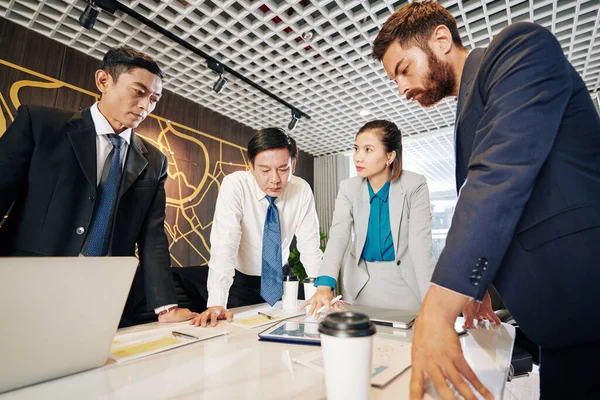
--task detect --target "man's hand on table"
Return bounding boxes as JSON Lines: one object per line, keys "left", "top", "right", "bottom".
{"left": 462, "top": 291, "right": 501, "bottom": 329}
{"left": 410, "top": 285, "right": 494, "bottom": 400}
{"left": 157, "top": 307, "right": 197, "bottom": 323}
{"left": 190, "top": 306, "right": 233, "bottom": 327}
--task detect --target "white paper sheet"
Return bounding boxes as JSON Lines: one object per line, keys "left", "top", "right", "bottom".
{"left": 230, "top": 304, "right": 305, "bottom": 329}
{"left": 292, "top": 336, "right": 412, "bottom": 387}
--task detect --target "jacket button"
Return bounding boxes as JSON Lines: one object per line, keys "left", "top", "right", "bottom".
{"left": 89, "top": 195, "right": 95, "bottom": 202}
{"left": 76, "top": 227, "right": 85, "bottom": 235}
{"left": 396, "top": 260, "right": 401, "bottom": 265}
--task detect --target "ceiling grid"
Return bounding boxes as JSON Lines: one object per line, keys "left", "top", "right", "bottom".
{"left": 1, "top": 0, "right": 599, "bottom": 192}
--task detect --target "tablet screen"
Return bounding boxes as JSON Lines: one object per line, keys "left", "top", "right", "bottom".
{"left": 258, "top": 321, "right": 321, "bottom": 344}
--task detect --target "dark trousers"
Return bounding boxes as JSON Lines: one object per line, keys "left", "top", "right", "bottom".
{"left": 120, "top": 266, "right": 209, "bottom": 328}
{"left": 227, "top": 270, "right": 265, "bottom": 308}
{"left": 163, "top": 266, "right": 290, "bottom": 310}
{"left": 539, "top": 341, "right": 600, "bottom": 399}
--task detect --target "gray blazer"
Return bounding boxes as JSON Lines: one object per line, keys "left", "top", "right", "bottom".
{"left": 319, "top": 170, "right": 436, "bottom": 302}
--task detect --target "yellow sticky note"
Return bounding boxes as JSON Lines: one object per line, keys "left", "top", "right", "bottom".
{"left": 111, "top": 336, "right": 180, "bottom": 358}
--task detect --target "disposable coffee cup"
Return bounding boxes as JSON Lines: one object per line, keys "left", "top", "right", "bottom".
{"left": 318, "top": 312, "right": 376, "bottom": 400}
{"left": 303, "top": 277, "right": 317, "bottom": 301}
{"left": 282, "top": 275, "right": 299, "bottom": 310}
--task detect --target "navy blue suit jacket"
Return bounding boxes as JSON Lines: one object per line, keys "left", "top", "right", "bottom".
{"left": 431, "top": 22, "right": 600, "bottom": 348}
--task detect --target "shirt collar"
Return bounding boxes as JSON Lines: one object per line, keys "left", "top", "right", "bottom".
{"left": 367, "top": 180, "right": 390, "bottom": 203}
{"left": 90, "top": 102, "right": 132, "bottom": 145}
{"left": 250, "top": 171, "right": 272, "bottom": 202}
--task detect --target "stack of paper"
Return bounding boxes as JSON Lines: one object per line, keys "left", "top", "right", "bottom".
{"left": 110, "top": 325, "right": 227, "bottom": 363}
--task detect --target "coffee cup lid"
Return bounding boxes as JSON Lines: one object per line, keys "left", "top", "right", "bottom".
{"left": 303, "top": 277, "right": 316, "bottom": 284}
{"left": 283, "top": 275, "right": 298, "bottom": 281}
{"left": 318, "top": 311, "right": 376, "bottom": 338}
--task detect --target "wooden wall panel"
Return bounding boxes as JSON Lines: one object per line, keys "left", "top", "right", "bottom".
{"left": 0, "top": 19, "right": 66, "bottom": 113}
{"left": 55, "top": 47, "right": 101, "bottom": 112}
{"left": 295, "top": 151, "right": 315, "bottom": 192}
{"left": 0, "top": 17, "right": 315, "bottom": 267}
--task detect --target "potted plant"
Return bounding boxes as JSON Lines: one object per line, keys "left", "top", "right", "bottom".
{"left": 288, "top": 232, "right": 327, "bottom": 282}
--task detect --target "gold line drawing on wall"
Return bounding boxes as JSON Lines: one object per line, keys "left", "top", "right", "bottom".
{"left": 0, "top": 58, "right": 249, "bottom": 267}
{"left": 0, "top": 94, "right": 7, "bottom": 137}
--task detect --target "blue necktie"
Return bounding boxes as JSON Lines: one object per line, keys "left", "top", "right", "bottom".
{"left": 261, "top": 195, "right": 283, "bottom": 306}
{"left": 86, "top": 134, "right": 124, "bottom": 256}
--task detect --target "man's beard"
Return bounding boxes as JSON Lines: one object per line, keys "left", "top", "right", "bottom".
{"left": 409, "top": 47, "right": 456, "bottom": 108}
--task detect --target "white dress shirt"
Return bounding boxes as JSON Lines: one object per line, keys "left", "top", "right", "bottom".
{"left": 89, "top": 102, "right": 131, "bottom": 181}
{"left": 207, "top": 171, "right": 323, "bottom": 307}
{"left": 89, "top": 102, "right": 176, "bottom": 314}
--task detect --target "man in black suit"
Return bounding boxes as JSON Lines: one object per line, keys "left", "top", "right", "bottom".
{"left": 0, "top": 46, "right": 194, "bottom": 325}
{"left": 373, "top": 2, "right": 600, "bottom": 399}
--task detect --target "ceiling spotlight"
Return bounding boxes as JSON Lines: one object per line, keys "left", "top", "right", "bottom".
{"left": 302, "top": 31, "right": 313, "bottom": 41}
{"left": 213, "top": 74, "right": 228, "bottom": 94}
{"left": 79, "top": 1, "right": 99, "bottom": 30}
{"left": 359, "top": 109, "right": 371, "bottom": 117}
{"left": 288, "top": 109, "right": 302, "bottom": 131}
{"left": 206, "top": 58, "right": 228, "bottom": 94}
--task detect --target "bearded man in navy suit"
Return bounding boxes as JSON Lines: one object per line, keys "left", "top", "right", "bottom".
{"left": 373, "top": 2, "right": 600, "bottom": 399}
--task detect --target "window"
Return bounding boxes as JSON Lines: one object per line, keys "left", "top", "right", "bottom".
{"left": 430, "top": 195, "right": 457, "bottom": 260}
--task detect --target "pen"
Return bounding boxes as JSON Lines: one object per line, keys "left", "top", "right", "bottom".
{"left": 317, "top": 295, "right": 343, "bottom": 314}
{"left": 172, "top": 331, "right": 199, "bottom": 340}
{"left": 258, "top": 311, "right": 276, "bottom": 320}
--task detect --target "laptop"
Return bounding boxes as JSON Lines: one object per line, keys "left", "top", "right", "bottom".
{"left": 346, "top": 305, "right": 418, "bottom": 329}
{"left": 0, "top": 257, "right": 138, "bottom": 393}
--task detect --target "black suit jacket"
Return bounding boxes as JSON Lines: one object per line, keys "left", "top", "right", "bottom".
{"left": 0, "top": 105, "right": 176, "bottom": 310}
{"left": 431, "top": 22, "right": 600, "bottom": 348}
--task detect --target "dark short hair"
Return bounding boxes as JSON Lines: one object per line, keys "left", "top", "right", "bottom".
{"left": 100, "top": 45, "right": 164, "bottom": 81}
{"left": 357, "top": 120, "right": 403, "bottom": 182}
{"left": 248, "top": 127, "right": 298, "bottom": 165}
{"left": 372, "top": 1, "right": 465, "bottom": 61}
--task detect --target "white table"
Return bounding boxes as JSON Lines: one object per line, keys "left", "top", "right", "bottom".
{"left": 0, "top": 304, "right": 515, "bottom": 400}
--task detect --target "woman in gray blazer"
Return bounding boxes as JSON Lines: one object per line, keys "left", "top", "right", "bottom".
{"left": 303, "top": 120, "right": 436, "bottom": 315}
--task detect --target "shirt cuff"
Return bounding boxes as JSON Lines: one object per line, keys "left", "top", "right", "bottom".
{"left": 154, "top": 304, "right": 178, "bottom": 315}
{"left": 315, "top": 276, "right": 336, "bottom": 289}
{"left": 207, "top": 291, "right": 228, "bottom": 308}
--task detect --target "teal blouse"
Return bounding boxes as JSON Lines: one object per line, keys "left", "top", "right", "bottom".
{"left": 362, "top": 180, "right": 395, "bottom": 262}
{"left": 315, "top": 180, "right": 395, "bottom": 290}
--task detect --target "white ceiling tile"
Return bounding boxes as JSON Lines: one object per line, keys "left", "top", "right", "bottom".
{"left": 0, "top": 0, "right": 598, "bottom": 160}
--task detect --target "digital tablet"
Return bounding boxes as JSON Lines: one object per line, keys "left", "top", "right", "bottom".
{"left": 258, "top": 320, "right": 321, "bottom": 345}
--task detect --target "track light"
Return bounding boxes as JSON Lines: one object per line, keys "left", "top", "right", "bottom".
{"left": 206, "top": 58, "right": 228, "bottom": 94}
{"left": 213, "top": 74, "right": 228, "bottom": 94}
{"left": 109, "top": 2, "right": 311, "bottom": 122}
{"left": 79, "top": 2, "right": 99, "bottom": 30}
{"left": 288, "top": 109, "right": 302, "bottom": 131}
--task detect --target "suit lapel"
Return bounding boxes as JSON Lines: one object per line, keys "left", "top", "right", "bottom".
{"left": 355, "top": 179, "right": 370, "bottom": 259}
{"left": 119, "top": 132, "right": 148, "bottom": 197}
{"left": 454, "top": 48, "right": 485, "bottom": 193}
{"left": 66, "top": 110, "right": 97, "bottom": 190}
{"left": 389, "top": 179, "right": 405, "bottom": 255}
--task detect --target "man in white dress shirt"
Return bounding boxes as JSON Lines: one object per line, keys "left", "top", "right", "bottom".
{"left": 191, "top": 128, "right": 322, "bottom": 327}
